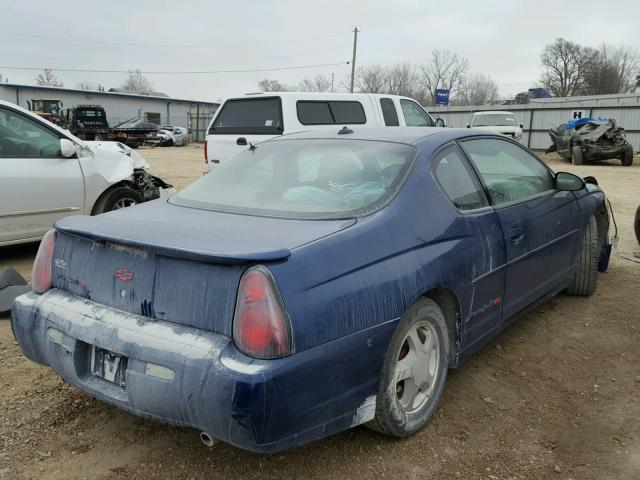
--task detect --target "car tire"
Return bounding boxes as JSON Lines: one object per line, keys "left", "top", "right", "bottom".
{"left": 92, "top": 187, "right": 145, "bottom": 214}
{"left": 634, "top": 205, "right": 640, "bottom": 245}
{"left": 565, "top": 215, "right": 598, "bottom": 296}
{"left": 571, "top": 145, "right": 584, "bottom": 165}
{"left": 621, "top": 144, "right": 634, "bottom": 166}
{"left": 367, "top": 298, "right": 449, "bottom": 437}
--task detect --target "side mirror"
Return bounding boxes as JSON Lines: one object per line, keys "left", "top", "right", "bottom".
{"left": 466, "top": 124, "right": 471, "bottom": 128}
{"left": 434, "top": 117, "right": 446, "bottom": 128}
{"left": 555, "top": 172, "right": 585, "bottom": 191}
{"left": 520, "top": 123, "right": 524, "bottom": 129}
{"left": 60, "top": 138, "right": 77, "bottom": 158}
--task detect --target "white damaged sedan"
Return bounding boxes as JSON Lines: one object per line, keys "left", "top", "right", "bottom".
{"left": 0, "top": 100, "right": 174, "bottom": 246}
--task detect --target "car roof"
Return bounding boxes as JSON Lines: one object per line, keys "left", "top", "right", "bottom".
{"left": 263, "top": 127, "right": 496, "bottom": 146}
{"left": 229, "top": 92, "right": 417, "bottom": 101}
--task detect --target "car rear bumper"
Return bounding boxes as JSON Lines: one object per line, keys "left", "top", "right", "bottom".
{"left": 11, "top": 289, "right": 395, "bottom": 452}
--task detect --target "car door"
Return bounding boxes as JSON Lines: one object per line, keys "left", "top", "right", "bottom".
{"left": 431, "top": 144, "right": 507, "bottom": 346}
{"left": 460, "top": 137, "right": 581, "bottom": 320}
{"left": 0, "top": 106, "right": 84, "bottom": 244}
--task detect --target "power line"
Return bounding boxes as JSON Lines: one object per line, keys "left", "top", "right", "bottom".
{"left": 0, "top": 62, "right": 349, "bottom": 75}
{"left": 0, "top": 31, "right": 347, "bottom": 49}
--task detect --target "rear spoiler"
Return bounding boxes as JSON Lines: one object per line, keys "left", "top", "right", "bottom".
{"left": 54, "top": 225, "right": 291, "bottom": 265}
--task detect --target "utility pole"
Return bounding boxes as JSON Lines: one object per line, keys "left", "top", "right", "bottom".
{"left": 349, "top": 26, "right": 359, "bottom": 93}
{"left": 331, "top": 73, "right": 335, "bottom": 93}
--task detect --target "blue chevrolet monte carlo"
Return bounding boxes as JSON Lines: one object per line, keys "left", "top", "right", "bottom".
{"left": 11, "top": 127, "right": 611, "bottom": 453}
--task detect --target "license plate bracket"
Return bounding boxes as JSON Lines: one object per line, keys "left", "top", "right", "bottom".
{"left": 91, "top": 346, "right": 128, "bottom": 387}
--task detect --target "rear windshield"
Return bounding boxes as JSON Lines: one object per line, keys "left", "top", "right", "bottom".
{"left": 472, "top": 114, "right": 518, "bottom": 127}
{"left": 210, "top": 97, "right": 283, "bottom": 135}
{"left": 171, "top": 139, "right": 416, "bottom": 219}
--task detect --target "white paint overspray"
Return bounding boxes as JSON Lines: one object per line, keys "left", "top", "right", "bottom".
{"left": 351, "top": 395, "right": 377, "bottom": 427}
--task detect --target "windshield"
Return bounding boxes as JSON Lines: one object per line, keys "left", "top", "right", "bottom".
{"left": 472, "top": 114, "right": 518, "bottom": 127}
{"left": 171, "top": 139, "right": 416, "bottom": 219}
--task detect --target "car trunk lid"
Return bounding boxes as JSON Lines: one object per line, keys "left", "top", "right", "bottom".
{"left": 51, "top": 200, "right": 355, "bottom": 335}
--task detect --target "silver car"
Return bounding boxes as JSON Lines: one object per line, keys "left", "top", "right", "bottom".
{"left": 0, "top": 100, "right": 174, "bottom": 247}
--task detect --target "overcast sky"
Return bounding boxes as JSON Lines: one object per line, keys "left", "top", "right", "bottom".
{"left": 0, "top": 0, "right": 638, "bottom": 102}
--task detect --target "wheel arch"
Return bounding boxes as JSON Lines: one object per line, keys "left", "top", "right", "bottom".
{"left": 90, "top": 179, "right": 137, "bottom": 215}
{"left": 419, "top": 287, "right": 462, "bottom": 368}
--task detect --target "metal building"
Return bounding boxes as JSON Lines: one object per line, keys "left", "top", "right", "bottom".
{"left": 0, "top": 83, "right": 219, "bottom": 141}
{"left": 431, "top": 93, "right": 640, "bottom": 150}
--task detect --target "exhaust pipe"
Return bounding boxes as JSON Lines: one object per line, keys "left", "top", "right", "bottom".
{"left": 200, "top": 432, "right": 216, "bottom": 447}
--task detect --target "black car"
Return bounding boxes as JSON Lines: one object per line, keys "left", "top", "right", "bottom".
{"left": 112, "top": 120, "right": 159, "bottom": 148}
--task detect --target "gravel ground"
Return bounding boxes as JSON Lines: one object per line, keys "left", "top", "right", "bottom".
{"left": 1, "top": 145, "right": 639, "bottom": 480}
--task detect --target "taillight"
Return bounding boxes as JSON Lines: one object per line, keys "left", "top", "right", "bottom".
{"left": 116, "top": 132, "right": 127, "bottom": 140}
{"left": 204, "top": 139, "right": 208, "bottom": 163}
{"left": 32, "top": 229, "right": 56, "bottom": 294}
{"left": 233, "top": 266, "right": 291, "bottom": 359}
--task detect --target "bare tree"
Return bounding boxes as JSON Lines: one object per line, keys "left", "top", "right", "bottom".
{"left": 76, "top": 81, "right": 105, "bottom": 92}
{"left": 120, "top": 69, "right": 154, "bottom": 95}
{"left": 540, "top": 38, "right": 598, "bottom": 97}
{"left": 298, "top": 74, "right": 332, "bottom": 92}
{"left": 456, "top": 74, "right": 500, "bottom": 106}
{"left": 584, "top": 44, "right": 640, "bottom": 94}
{"left": 417, "top": 50, "right": 469, "bottom": 105}
{"left": 385, "top": 63, "right": 417, "bottom": 97}
{"left": 355, "top": 64, "right": 388, "bottom": 93}
{"left": 257, "top": 78, "right": 292, "bottom": 92}
{"left": 35, "top": 69, "right": 63, "bottom": 87}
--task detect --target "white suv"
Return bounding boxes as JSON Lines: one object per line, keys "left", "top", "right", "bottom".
{"left": 204, "top": 92, "right": 445, "bottom": 169}
{"left": 467, "top": 111, "right": 524, "bottom": 144}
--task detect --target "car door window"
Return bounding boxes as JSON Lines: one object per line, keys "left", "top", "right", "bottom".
{"left": 461, "top": 138, "right": 554, "bottom": 206}
{"left": 0, "top": 108, "right": 62, "bottom": 157}
{"left": 400, "top": 99, "right": 434, "bottom": 127}
{"left": 380, "top": 98, "right": 399, "bottom": 126}
{"left": 432, "top": 146, "right": 488, "bottom": 211}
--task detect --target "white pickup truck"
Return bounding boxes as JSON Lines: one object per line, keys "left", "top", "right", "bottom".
{"left": 204, "top": 92, "right": 446, "bottom": 169}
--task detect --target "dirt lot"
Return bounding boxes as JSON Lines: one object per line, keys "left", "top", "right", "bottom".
{"left": 1, "top": 145, "right": 639, "bottom": 480}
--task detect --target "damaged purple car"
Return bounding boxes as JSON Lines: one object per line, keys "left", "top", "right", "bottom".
{"left": 11, "top": 128, "right": 611, "bottom": 452}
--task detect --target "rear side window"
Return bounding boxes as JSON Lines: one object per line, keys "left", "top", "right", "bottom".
{"left": 380, "top": 98, "right": 399, "bottom": 126}
{"left": 432, "top": 147, "right": 487, "bottom": 211}
{"left": 297, "top": 101, "right": 366, "bottom": 125}
{"left": 210, "top": 98, "right": 283, "bottom": 135}
{"left": 461, "top": 138, "right": 554, "bottom": 206}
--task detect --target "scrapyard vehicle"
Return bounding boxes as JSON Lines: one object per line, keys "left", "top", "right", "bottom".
{"left": 547, "top": 117, "right": 634, "bottom": 166}
{"left": 0, "top": 99, "right": 174, "bottom": 247}
{"left": 112, "top": 119, "right": 160, "bottom": 149}
{"left": 204, "top": 92, "right": 447, "bottom": 170}
{"left": 63, "top": 104, "right": 112, "bottom": 141}
{"left": 155, "top": 125, "right": 189, "bottom": 147}
{"left": 11, "top": 128, "right": 611, "bottom": 453}
{"left": 466, "top": 110, "right": 524, "bottom": 143}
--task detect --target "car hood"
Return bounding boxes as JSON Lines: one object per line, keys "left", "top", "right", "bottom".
{"left": 82, "top": 140, "right": 149, "bottom": 169}
{"left": 54, "top": 199, "right": 356, "bottom": 263}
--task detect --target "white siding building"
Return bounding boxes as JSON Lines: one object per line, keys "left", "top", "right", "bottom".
{"left": 0, "top": 83, "right": 219, "bottom": 141}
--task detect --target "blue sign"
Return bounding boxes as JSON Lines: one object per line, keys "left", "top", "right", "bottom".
{"left": 435, "top": 89, "right": 449, "bottom": 106}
